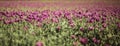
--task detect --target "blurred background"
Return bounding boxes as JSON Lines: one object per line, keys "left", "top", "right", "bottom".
{"left": 0, "top": 0, "right": 120, "bottom": 8}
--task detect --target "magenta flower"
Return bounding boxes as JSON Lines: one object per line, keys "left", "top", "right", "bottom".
{"left": 36, "top": 41, "right": 43, "bottom": 46}
{"left": 117, "top": 23, "right": 120, "bottom": 28}
{"left": 70, "top": 23, "right": 75, "bottom": 27}
{"left": 68, "top": 20, "right": 75, "bottom": 27}
{"left": 68, "top": 20, "right": 73, "bottom": 24}
{"left": 41, "top": 10, "right": 49, "bottom": 16}
{"left": 23, "top": 26, "right": 29, "bottom": 31}
{"left": 56, "top": 26, "right": 61, "bottom": 31}
{"left": 80, "top": 27, "right": 84, "bottom": 31}
{"left": 102, "top": 17, "right": 107, "bottom": 20}
{"left": 0, "top": 18, "right": 2, "bottom": 21}
{"left": 73, "top": 41, "right": 78, "bottom": 46}
{"left": 88, "top": 26, "right": 94, "bottom": 30}
{"left": 15, "top": 18, "right": 20, "bottom": 22}
{"left": 33, "top": 15, "right": 38, "bottom": 19}
{"left": 66, "top": 15, "right": 72, "bottom": 20}
{"left": 25, "top": 18, "right": 32, "bottom": 22}
{"left": 31, "top": 32, "right": 36, "bottom": 35}
{"left": 16, "top": 11, "right": 23, "bottom": 16}
{"left": 102, "top": 23, "right": 107, "bottom": 28}
{"left": 20, "top": 16, "right": 25, "bottom": 19}
{"left": 10, "top": 19, "right": 15, "bottom": 23}
{"left": 27, "top": 15, "right": 34, "bottom": 19}
{"left": 51, "top": 18, "right": 59, "bottom": 23}
{"left": 53, "top": 10, "right": 62, "bottom": 17}
{"left": 92, "top": 37, "right": 100, "bottom": 44}
{"left": 101, "top": 20, "right": 106, "bottom": 23}
{"left": 0, "top": 11, "right": 6, "bottom": 15}
{"left": 84, "top": 12, "right": 92, "bottom": 16}
{"left": 4, "top": 20, "right": 11, "bottom": 24}
{"left": 104, "top": 43, "right": 110, "bottom": 46}
{"left": 63, "top": 11, "right": 71, "bottom": 16}
{"left": 36, "top": 23, "right": 42, "bottom": 27}
{"left": 99, "top": 27, "right": 105, "bottom": 32}
{"left": 87, "top": 18, "right": 95, "bottom": 23}
{"left": 79, "top": 37, "right": 88, "bottom": 44}
{"left": 94, "top": 16, "right": 100, "bottom": 22}
{"left": 71, "top": 35, "right": 76, "bottom": 39}
{"left": 5, "top": 14, "right": 12, "bottom": 17}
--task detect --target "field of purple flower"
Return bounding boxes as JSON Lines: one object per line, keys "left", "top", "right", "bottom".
{"left": 0, "top": 1, "right": 120, "bottom": 46}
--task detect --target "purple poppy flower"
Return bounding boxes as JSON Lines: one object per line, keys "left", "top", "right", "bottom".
{"left": 65, "top": 16, "right": 72, "bottom": 20}
{"left": 101, "top": 20, "right": 106, "bottom": 23}
{"left": 36, "top": 23, "right": 42, "bottom": 27}
{"left": 33, "top": 15, "right": 38, "bottom": 19}
{"left": 32, "top": 11, "right": 39, "bottom": 15}
{"left": 34, "top": 17, "right": 39, "bottom": 21}
{"left": 104, "top": 43, "right": 110, "bottom": 46}
{"left": 25, "top": 18, "right": 32, "bottom": 22}
{"left": 102, "top": 23, "right": 107, "bottom": 28}
{"left": 10, "top": 19, "right": 15, "bottom": 23}
{"left": 0, "top": 18, "right": 2, "bottom": 21}
{"left": 68, "top": 20, "right": 75, "bottom": 27}
{"left": 16, "top": 11, "right": 23, "bottom": 16}
{"left": 88, "top": 26, "right": 94, "bottom": 30}
{"left": 36, "top": 41, "right": 43, "bottom": 46}
{"left": 23, "top": 26, "right": 29, "bottom": 31}
{"left": 71, "top": 10, "right": 82, "bottom": 18}
{"left": 0, "top": 12, "right": 6, "bottom": 15}
{"left": 79, "top": 37, "right": 88, "bottom": 45}
{"left": 56, "top": 26, "right": 61, "bottom": 31}
{"left": 4, "top": 20, "right": 11, "bottom": 24}
{"left": 64, "top": 11, "right": 71, "bottom": 16}
{"left": 76, "top": 14, "right": 83, "bottom": 19}
{"left": 15, "top": 18, "right": 20, "bottom": 22}
{"left": 87, "top": 18, "right": 95, "bottom": 23}
{"left": 92, "top": 37, "right": 100, "bottom": 44}
{"left": 53, "top": 10, "right": 62, "bottom": 17}
{"left": 73, "top": 41, "right": 78, "bottom": 46}
{"left": 70, "top": 23, "right": 75, "bottom": 27}
{"left": 5, "top": 14, "right": 12, "bottom": 17}
{"left": 71, "top": 35, "right": 76, "bottom": 39}
{"left": 51, "top": 18, "right": 59, "bottom": 23}
{"left": 27, "top": 15, "right": 34, "bottom": 19}
{"left": 80, "top": 27, "right": 84, "bottom": 31}
{"left": 102, "top": 17, "right": 107, "bottom": 20}
{"left": 117, "top": 23, "right": 120, "bottom": 28}
{"left": 20, "top": 16, "right": 25, "bottom": 19}
{"left": 41, "top": 10, "right": 50, "bottom": 16}
{"left": 99, "top": 27, "right": 105, "bottom": 32}
{"left": 95, "top": 18, "right": 100, "bottom": 22}
{"left": 68, "top": 20, "right": 73, "bottom": 24}
{"left": 84, "top": 12, "right": 93, "bottom": 16}
{"left": 8, "top": 11, "right": 15, "bottom": 17}
{"left": 94, "top": 16, "right": 100, "bottom": 22}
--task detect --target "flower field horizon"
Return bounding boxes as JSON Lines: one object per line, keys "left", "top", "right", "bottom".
{"left": 0, "top": 1, "right": 120, "bottom": 46}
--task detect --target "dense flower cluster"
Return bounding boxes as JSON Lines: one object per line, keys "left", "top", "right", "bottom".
{"left": 0, "top": 7, "right": 120, "bottom": 46}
